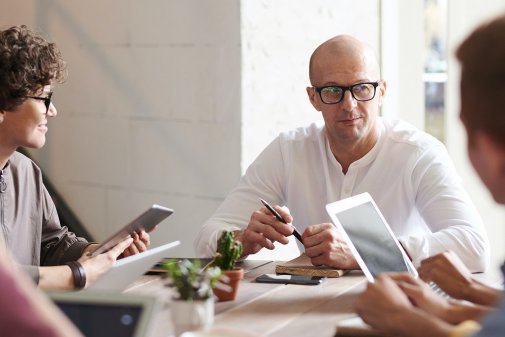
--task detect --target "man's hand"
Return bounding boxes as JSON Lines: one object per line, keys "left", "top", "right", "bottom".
{"left": 240, "top": 204, "right": 295, "bottom": 256}
{"left": 302, "top": 223, "right": 359, "bottom": 269}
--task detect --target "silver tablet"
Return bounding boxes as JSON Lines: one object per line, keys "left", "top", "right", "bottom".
{"left": 326, "top": 192, "right": 417, "bottom": 282}
{"left": 90, "top": 204, "right": 174, "bottom": 257}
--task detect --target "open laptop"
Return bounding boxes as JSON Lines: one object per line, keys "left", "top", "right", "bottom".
{"left": 48, "top": 291, "right": 159, "bottom": 337}
{"left": 86, "top": 240, "right": 180, "bottom": 292}
{"left": 325, "top": 192, "right": 417, "bottom": 282}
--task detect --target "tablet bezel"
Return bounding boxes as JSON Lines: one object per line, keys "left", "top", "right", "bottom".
{"left": 325, "top": 192, "right": 418, "bottom": 282}
{"left": 90, "top": 204, "right": 174, "bottom": 257}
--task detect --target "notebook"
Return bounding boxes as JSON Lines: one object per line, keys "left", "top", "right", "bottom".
{"left": 86, "top": 240, "right": 180, "bottom": 292}
{"left": 48, "top": 291, "right": 159, "bottom": 337}
{"left": 325, "top": 192, "right": 417, "bottom": 282}
{"left": 275, "top": 253, "right": 347, "bottom": 277}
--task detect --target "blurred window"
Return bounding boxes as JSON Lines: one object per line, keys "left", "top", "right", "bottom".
{"left": 424, "top": 0, "right": 448, "bottom": 142}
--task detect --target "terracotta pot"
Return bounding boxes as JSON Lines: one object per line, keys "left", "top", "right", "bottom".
{"left": 213, "top": 267, "right": 244, "bottom": 302}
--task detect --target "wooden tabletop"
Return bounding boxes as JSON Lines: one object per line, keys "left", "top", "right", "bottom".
{"left": 125, "top": 260, "right": 368, "bottom": 337}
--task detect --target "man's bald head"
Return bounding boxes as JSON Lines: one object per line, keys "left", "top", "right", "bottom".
{"left": 309, "top": 35, "right": 380, "bottom": 85}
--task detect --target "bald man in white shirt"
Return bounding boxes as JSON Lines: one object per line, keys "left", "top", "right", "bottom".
{"left": 195, "top": 35, "right": 489, "bottom": 272}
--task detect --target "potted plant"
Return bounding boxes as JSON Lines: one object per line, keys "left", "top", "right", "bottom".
{"left": 206, "top": 230, "right": 244, "bottom": 302}
{"left": 163, "top": 259, "right": 221, "bottom": 336}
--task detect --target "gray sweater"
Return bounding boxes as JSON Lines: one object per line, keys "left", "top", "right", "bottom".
{"left": 0, "top": 151, "right": 90, "bottom": 283}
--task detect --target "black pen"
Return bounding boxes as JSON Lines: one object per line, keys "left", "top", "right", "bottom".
{"left": 260, "top": 198, "right": 303, "bottom": 244}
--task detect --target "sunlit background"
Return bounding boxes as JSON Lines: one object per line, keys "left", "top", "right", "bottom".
{"left": 2, "top": 0, "right": 504, "bottom": 269}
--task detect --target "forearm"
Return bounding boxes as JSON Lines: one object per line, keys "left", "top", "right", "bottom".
{"left": 410, "top": 150, "right": 490, "bottom": 273}
{"left": 232, "top": 229, "right": 251, "bottom": 258}
{"left": 442, "top": 301, "right": 493, "bottom": 324}
{"left": 375, "top": 307, "right": 455, "bottom": 337}
{"left": 400, "top": 228, "right": 489, "bottom": 272}
{"left": 41, "top": 233, "right": 90, "bottom": 265}
{"left": 38, "top": 265, "right": 74, "bottom": 290}
{"left": 464, "top": 279, "right": 502, "bottom": 306}
{"left": 194, "top": 199, "right": 251, "bottom": 257}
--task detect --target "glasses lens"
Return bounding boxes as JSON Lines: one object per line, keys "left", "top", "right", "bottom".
{"left": 320, "top": 87, "right": 343, "bottom": 104}
{"left": 45, "top": 92, "right": 52, "bottom": 112}
{"left": 351, "top": 83, "right": 375, "bottom": 101}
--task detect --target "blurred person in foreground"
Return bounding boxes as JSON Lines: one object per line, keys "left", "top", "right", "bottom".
{"left": 355, "top": 13, "right": 505, "bottom": 337}
{"left": 0, "top": 241, "right": 82, "bottom": 337}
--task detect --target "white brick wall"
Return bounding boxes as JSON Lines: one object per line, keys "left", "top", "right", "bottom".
{"left": 2, "top": 0, "right": 241, "bottom": 257}
{"left": 241, "top": 0, "right": 380, "bottom": 170}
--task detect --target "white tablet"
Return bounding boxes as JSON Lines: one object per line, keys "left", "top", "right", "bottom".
{"left": 325, "top": 192, "right": 417, "bottom": 282}
{"left": 90, "top": 204, "right": 174, "bottom": 257}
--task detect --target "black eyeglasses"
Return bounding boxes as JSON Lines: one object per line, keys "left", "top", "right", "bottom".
{"left": 26, "top": 92, "right": 53, "bottom": 114}
{"left": 313, "top": 82, "right": 379, "bottom": 104}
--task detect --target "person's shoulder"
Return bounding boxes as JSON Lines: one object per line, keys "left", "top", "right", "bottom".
{"left": 278, "top": 121, "right": 325, "bottom": 143}
{"left": 10, "top": 151, "right": 32, "bottom": 165}
{"left": 382, "top": 118, "right": 443, "bottom": 150}
{"left": 9, "top": 151, "right": 42, "bottom": 173}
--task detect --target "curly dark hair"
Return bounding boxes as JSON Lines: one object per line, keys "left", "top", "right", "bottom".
{"left": 0, "top": 25, "right": 66, "bottom": 111}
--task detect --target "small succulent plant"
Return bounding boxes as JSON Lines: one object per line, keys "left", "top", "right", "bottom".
{"left": 208, "top": 230, "right": 243, "bottom": 271}
{"left": 164, "top": 259, "right": 222, "bottom": 301}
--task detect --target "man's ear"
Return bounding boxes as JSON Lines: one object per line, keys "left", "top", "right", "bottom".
{"left": 306, "top": 86, "right": 321, "bottom": 112}
{"left": 377, "top": 80, "right": 387, "bottom": 107}
{"left": 477, "top": 132, "right": 505, "bottom": 177}
{"left": 0, "top": 110, "right": 5, "bottom": 123}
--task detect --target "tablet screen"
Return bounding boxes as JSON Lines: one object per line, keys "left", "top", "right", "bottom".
{"left": 333, "top": 201, "right": 410, "bottom": 278}
{"left": 56, "top": 302, "right": 142, "bottom": 337}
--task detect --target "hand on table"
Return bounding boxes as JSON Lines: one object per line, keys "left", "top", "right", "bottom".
{"left": 302, "top": 223, "right": 359, "bottom": 269}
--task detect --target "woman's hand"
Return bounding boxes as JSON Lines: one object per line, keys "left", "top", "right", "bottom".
{"left": 121, "top": 230, "right": 151, "bottom": 258}
{"left": 78, "top": 237, "right": 134, "bottom": 287}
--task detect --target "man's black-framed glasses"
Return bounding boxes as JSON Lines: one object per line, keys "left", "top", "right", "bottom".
{"left": 26, "top": 91, "right": 53, "bottom": 114}
{"left": 314, "top": 82, "right": 379, "bottom": 104}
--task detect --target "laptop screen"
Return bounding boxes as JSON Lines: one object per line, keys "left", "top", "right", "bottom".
{"left": 55, "top": 302, "right": 142, "bottom": 337}
{"left": 48, "top": 291, "right": 158, "bottom": 337}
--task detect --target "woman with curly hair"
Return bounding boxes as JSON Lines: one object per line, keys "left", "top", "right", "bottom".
{"left": 0, "top": 25, "right": 150, "bottom": 290}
